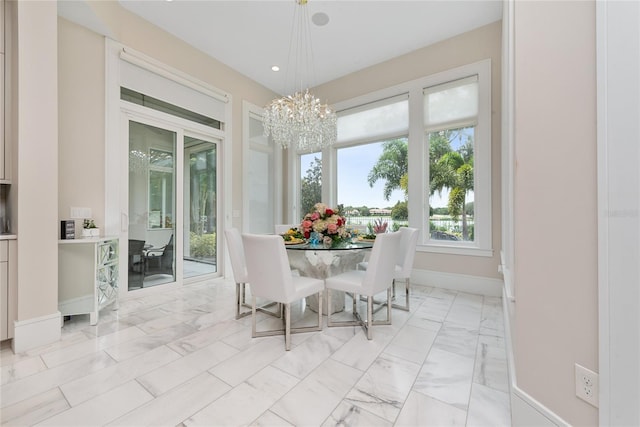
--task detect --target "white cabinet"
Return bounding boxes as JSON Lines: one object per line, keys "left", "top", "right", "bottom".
{"left": 58, "top": 237, "right": 119, "bottom": 325}
{"left": 0, "top": 237, "right": 16, "bottom": 341}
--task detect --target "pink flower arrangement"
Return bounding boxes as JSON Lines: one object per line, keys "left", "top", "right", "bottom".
{"left": 300, "top": 203, "right": 350, "bottom": 246}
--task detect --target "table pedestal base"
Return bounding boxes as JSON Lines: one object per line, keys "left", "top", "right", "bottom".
{"left": 287, "top": 248, "right": 369, "bottom": 315}
{"left": 306, "top": 289, "right": 344, "bottom": 314}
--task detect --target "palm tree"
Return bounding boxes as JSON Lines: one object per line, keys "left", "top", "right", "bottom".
{"left": 367, "top": 138, "right": 408, "bottom": 200}
{"left": 429, "top": 132, "right": 474, "bottom": 240}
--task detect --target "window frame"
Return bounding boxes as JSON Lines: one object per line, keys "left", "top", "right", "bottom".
{"left": 287, "top": 59, "right": 492, "bottom": 256}
{"left": 147, "top": 148, "right": 175, "bottom": 230}
{"left": 242, "top": 101, "right": 283, "bottom": 232}
{"left": 415, "top": 60, "right": 492, "bottom": 256}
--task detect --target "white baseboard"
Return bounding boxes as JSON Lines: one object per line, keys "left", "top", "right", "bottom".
{"left": 412, "top": 268, "right": 503, "bottom": 297}
{"left": 501, "top": 287, "right": 569, "bottom": 426}
{"left": 12, "top": 311, "right": 62, "bottom": 353}
{"left": 511, "top": 386, "right": 570, "bottom": 426}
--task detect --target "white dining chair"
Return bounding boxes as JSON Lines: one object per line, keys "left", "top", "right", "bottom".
{"left": 356, "top": 227, "right": 419, "bottom": 312}
{"left": 242, "top": 233, "right": 324, "bottom": 350}
{"left": 325, "top": 231, "right": 401, "bottom": 340}
{"left": 225, "top": 228, "right": 280, "bottom": 320}
{"left": 392, "top": 227, "right": 419, "bottom": 311}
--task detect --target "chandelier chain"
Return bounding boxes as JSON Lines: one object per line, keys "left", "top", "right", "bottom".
{"left": 263, "top": 0, "right": 337, "bottom": 151}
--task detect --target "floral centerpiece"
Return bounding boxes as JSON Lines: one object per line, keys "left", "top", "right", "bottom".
{"left": 300, "top": 203, "right": 350, "bottom": 246}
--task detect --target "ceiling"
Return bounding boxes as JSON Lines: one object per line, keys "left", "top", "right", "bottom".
{"left": 60, "top": 1, "right": 503, "bottom": 95}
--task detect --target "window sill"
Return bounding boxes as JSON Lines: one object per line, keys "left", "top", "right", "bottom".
{"left": 417, "top": 244, "right": 494, "bottom": 257}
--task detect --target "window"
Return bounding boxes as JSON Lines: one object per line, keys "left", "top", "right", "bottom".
{"left": 425, "top": 76, "right": 478, "bottom": 243}
{"left": 334, "top": 96, "right": 409, "bottom": 232}
{"left": 288, "top": 60, "right": 491, "bottom": 256}
{"left": 148, "top": 150, "right": 175, "bottom": 230}
{"left": 246, "top": 110, "right": 278, "bottom": 233}
{"left": 300, "top": 152, "right": 322, "bottom": 216}
{"left": 420, "top": 62, "right": 491, "bottom": 254}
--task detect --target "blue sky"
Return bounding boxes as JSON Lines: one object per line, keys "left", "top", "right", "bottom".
{"left": 301, "top": 143, "right": 449, "bottom": 209}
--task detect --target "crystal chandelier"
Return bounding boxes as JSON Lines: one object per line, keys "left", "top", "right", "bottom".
{"left": 263, "top": 0, "right": 337, "bottom": 151}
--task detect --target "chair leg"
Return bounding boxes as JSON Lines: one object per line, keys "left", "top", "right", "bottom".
{"left": 317, "top": 291, "right": 323, "bottom": 329}
{"left": 251, "top": 295, "right": 257, "bottom": 337}
{"left": 366, "top": 296, "right": 373, "bottom": 340}
{"left": 285, "top": 303, "right": 291, "bottom": 351}
{"left": 353, "top": 292, "right": 358, "bottom": 313}
{"left": 327, "top": 289, "right": 333, "bottom": 327}
{"left": 236, "top": 282, "right": 251, "bottom": 319}
{"left": 327, "top": 290, "right": 360, "bottom": 328}
{"left": 372, "top": 287, "right": 393, "bottom": 326}
{"left": 239, "top": 282, "right": 281, "bottom": 319}
{"left": 391, "top": 278, "right": 411, "bottom": 311}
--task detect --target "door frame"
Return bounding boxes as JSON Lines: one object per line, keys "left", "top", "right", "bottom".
{"left": 105, "top": 39, "right": 232, "bottom": 299}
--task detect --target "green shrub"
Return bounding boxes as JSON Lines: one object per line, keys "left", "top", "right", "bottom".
{"left": 391, "top": 201, "right": 408, "bottom": 221}
{"left": 190, "top": 232, "right": 216, "bottom": 258}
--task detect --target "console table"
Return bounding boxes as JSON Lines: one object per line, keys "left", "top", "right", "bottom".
{"left": 58, "top": 236, "right": 119, "bottom": 325}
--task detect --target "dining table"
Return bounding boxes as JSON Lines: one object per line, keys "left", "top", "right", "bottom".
{"left": 285, "top": 240, "right": 374, "bottom": 314}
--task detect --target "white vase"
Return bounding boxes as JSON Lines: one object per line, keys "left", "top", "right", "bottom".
{"left": 82, "top": 228, "right": 100, "bottom": 238}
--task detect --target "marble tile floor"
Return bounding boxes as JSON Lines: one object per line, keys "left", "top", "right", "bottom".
{"left": 0, "top": 278, "right": 511, "bottom": 426}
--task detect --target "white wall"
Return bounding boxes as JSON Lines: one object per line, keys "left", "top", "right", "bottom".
{"left": 12, "top": 0, "right": 60, "bottom": 351}
{"left": 58, "top": 2, "right": 278, "bottom": 238}
{"left": 314, "top": 21, "right": 503, "bottom": 281}
{"left": 513, "top": 1, "right": 598, "bottom": 425}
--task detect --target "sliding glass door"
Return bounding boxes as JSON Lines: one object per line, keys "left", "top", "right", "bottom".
{"left": 183, "top": 137, "right": 217, "bottom": 279}
{"left": 128, "top": 120, "right": 177, "bottom": 290}
{"left": 126, "top": 115, "right": 219, "bottom": 291}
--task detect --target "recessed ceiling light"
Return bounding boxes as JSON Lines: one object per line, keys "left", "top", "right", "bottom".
{"left": 271, "top": 65, "right": 280, "bottom": 72}
{"left": 312, "top": 12, "right": 329, "bottom": 27}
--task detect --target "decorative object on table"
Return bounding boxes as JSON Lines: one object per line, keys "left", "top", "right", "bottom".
{"left": 262, "top": 0, "right": 337, "bottom": 152}
{"left": 357, "top": 234, "right": 377, "bottom": 243}
{"left": 274, "top": 224, "right": 298, "bottom": 235}
{"left": 358, "top": 217, "right": 388, "bottom": 242}
{"left": 82, "top": 219, "right": 100, "bottom": 238}
{"left": 280, "top": 227, "right": 305, "bottom": 245}
{"left": 60, "top": 220, "right": 75, "bottom": 240}
{"left": 300, "top": 203, "right": 350, "bottom": 247}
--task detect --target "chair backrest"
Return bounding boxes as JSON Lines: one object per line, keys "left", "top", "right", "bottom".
{"left": 242, "top": 233, "right": 294, "bottom": 302}
{"left": 395, "top": 227, "right": 419, "bottom": 278}
{"left": 129, "top": 239, "right": 145, "bottom": 254}
{"left": 224, "top": 228, "right": 248, "bottom": 283}
{"left": 161, "top": 235, "right": 174, "bottom": 268}
{"left": 362, "top": 231, "right": 402, "bottom": 295}
{"left": 274, "top": 224, "right": 297, "bottom": 234}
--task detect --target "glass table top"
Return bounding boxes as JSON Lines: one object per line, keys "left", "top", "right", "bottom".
{"left": 284, "top": 240, "right": 373, "bottom": 251}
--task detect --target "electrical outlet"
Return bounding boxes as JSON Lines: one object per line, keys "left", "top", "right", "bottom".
{"left": 575, "top": 363, "right": 599, "bottom": 408}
